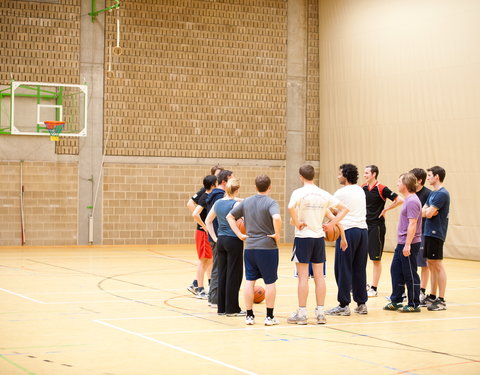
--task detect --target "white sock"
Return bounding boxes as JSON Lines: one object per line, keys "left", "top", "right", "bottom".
{"left": 298, "top": 306, "right": 307, "bottom": 315}
{"left": 316, "top": 305, "right": 324, "bottom": 314}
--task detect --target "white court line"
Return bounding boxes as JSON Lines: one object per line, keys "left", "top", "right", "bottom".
{"left": 0, "top": 287, "right": 45, "bottom": 304}
{"left": 141, "top": 316, "right": 480, "bottom": 336}
{"left": 94, "top": 319, "right": 257, "bottom": 375}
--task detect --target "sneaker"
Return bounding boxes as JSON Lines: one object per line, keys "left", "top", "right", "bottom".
{"left": 325, "top": 305, "right": 351, "bottom": 316}
{"left": 354, "top": 304, "right": 368, "bottom": 314}
{"left": 420, "top": 295, "right": 435, "bottom": 308}
{"left": 195, "top": 290, "right": 208, "bottom": 300}
{"left": 187, "top": 284, "right": 197, "bottom": 296}
{"left": 367, "top": 288, "right": 378, "bottom": 297}
{"left": 419, "top": 290, "right": 427, "bottom": 303}
{"left": 402, "top": 292, "right": 407, "bottom": 302}
{"left": 264, "top": 316, "right": 279, "bottom": 326}
{"left": 245, "top": 316, "right": 255, "bottom": 325}
{"left": 315, "top": 307, "right": 326, "bottom": 324}
{"left": 208, "top": 302, "right": 217, "bottom": 308}
{"left": 226, "top": 311, "right": 246, "bottom": 317}
{"left": 399, "top": 305, "right": 421, "bottom": 313}
{"left": 427, "top": 299, "right": 447, "bottom": 311}
{"left": 383, "top": 302, "right": 403, "bottom": 311}
{"left": 287, "top": 310, "right": 308, "bottom": 325}
{"left": 366, "top": 283, "right": 370, "bottom": 291}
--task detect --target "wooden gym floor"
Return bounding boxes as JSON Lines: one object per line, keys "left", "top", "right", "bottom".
{"left": 0, "top": 244, "right": 479, "bottom": 375}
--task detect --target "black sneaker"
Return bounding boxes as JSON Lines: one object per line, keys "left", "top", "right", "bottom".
{"left": 427, "top": 299, "right": 447, "bottom": 311}
{"left": 420, "top": 295, "right": 435, "bottom": 307}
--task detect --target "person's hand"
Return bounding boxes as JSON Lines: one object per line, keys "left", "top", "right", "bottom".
{"left": 296, "top": 221, "right": 306, "bottom": 230}
{"left": 238, "top": 233, "right": 249, "bottom": 241}
{"left": 403, "top": 244, "right": 411, "bottom": 257}
{"left": 267, "top": 233, "right": 280, "bottom": 243}
{"left": 340, "top": 238, "right": 348, "bottom": 251}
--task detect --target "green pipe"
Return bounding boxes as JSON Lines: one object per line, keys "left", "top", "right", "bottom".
{"left": 88, "top": 0, "right": 120, "bottom": 22}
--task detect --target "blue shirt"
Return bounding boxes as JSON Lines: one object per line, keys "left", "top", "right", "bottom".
{"left": 424, "top": 187, "right": 450, "bottom": 241}
{"left": 214, "top": 199, "right": 237, "bottom": 237}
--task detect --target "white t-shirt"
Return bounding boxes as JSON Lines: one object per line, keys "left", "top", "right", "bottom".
{"left": 334, "top": 184, "right": 368, "bottom": 230}
{"left": 288, "top": 184, "right": 340, "bottom": 238}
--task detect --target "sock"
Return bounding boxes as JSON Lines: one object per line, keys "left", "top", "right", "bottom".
{"left": 429, "top": 294, "right": 436, "bottom": 300}
{"left": 247, "top": 309, "right": 254, "bottom": 318}
{"left": 316, "top": 305, "right": 324, "bottom": 314}
{"left": 208, "top": 279, "right": 211, "bottom": 286}
{"left": 438, "top": 297, "right": 445, "bottom": 302}
{"left": 298, "top": 306, "right": 307, "bottom": 315}
{"left": 420, "top": 288, "right": 426, "bottom": 294}
{"left": 192, "top": 280, "right": 198, "bottom": 287}
{"left": 266, "top": 308, "right": 274, "bottom": 318}
{"left": 197, "top": 287, "right": 204, "bottom": 292}
{"left": 371, "top": 286, "right": 377, "bottom": 291}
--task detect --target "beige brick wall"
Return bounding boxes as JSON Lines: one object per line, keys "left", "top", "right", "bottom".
{"left": 0, "top": 0, "right": 81, "bottom": 155}
{"left": 0, "top": 161, "right": 78, "bottom": 246}
{"left": 103, "top": 163, "right": 285, "bottom": 245}
{"left": 104, "top": 0, "right": 287, "bottom": 159}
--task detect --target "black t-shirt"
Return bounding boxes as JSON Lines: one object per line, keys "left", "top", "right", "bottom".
{"left": 362, "top": 182, "right": 398, "bottom": 225}
{"left": 196, "top": 192, "right": 209, "bottom": 231}
{"left": 416, "top": 185, "right": 432, "bottom": 233}
{"left": 191, "top": 187, "right": 206, "bottom": 205}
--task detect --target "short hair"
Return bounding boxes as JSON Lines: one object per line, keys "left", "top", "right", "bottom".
{"left": 365, "top": 165, "right": 379, "bottom": 178}
{"left": 400, "top": 172, "right": 417, "bottom": 193}
{"left": 409, "top": 168, "right": 427, "bottom": 186}
{"left": 225, "top": 178, "right": 240, "bottom": 197}
{"left": 217, "top": 170, "right": 233, "bottom": 184}
{"left": 203, "top": 175, "right": 217, "bottom": 190}
{"left": 427, "top": 166, "right": 446, "bottom": 182}
{"left": 299, "top": 164, "right": 315, "bottom": 181}
{"left": 255, "top": 175, "right": 271, "bottom": 193}
{"left": 210, "top": 164, "right": 224, "bottom": 175}
{"left": 339, "top": 163, "right": 358, "bottom": 184}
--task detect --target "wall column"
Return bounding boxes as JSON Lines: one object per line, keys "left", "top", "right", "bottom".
{"left": 285, "top": 0, "right": 307, "bottom": 241}
{"left": 78, "top": 2, "right": 105, "bottom": 244}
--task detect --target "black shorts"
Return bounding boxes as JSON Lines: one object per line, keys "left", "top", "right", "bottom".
{"left": 367, "top": 222, "right": 386, "bottom": 260}
{"left": 423, "top": 236, "right": 444, "bottom": 260}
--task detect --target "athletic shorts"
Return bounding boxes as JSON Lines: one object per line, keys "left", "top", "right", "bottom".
{"left": 244, "top": 249, "right": 279, "bottom": 285}
{"left": 195, "top": 229, "right": 212, "bottom": 259}
{"left": 291, "top": 237, "right": 326, "bottom": 264}
{"left": 367, "top": 222, "right": 386, "bottom": 260}
{"left": 423, "top": 236, "right": 444, "bottom": 260}
{"left": 416, "top": 237, "right": 427, "bottom": 267}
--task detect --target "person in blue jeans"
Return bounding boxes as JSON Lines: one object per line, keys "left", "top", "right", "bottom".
{"left": 384, "top": 173, "right": 423, "bottom": 312}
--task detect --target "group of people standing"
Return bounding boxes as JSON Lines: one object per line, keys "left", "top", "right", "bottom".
{"left": 186, "top": 162, "right": 450, "bottom": 325}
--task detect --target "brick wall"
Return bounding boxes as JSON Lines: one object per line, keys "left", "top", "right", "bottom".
{"left": 103, "top": 163, "right": 285, "bottom": 245}
{"left": 104, "top": 0, "right": 288, "bottom": 159}
{"left": 0, "top": 161, "right": 78, "bottom": 246}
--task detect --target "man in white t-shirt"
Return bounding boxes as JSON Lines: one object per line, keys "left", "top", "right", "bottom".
{"left": 287, "top": 165, "right": 349, "bottom": 325}
{"left": 326, "top": 163, "right": 369, "bottom": 316}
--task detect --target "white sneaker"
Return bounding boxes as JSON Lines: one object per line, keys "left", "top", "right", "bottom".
{"left": 367, "top": 288, "right": 378, "bottom": 297}
{"left": 325, "top": 305, "right": 351, "bottom": 316}
{"left": 315, "top": 306, "right": 326, "bottom": 324}
{"left": 264, "top": 316, "right": 279, "bottom": 326}
{"left": 245, "top": 316, "right": 255, "bottom": 325}
{"left": 287, "top": 310, "right": 307, "bottom": 325}
{"left": 354, "top": 304, "right": 368, "bottom": 314}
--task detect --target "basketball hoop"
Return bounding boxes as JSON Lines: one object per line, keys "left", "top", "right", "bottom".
{"left": 44, "top": 121, "right": 64, "bottom": 141}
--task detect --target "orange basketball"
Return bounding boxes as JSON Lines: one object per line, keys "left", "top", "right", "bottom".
{"left": 236, "top": 218, "right": 246, "bottom": 235}
{"left": 253, "top": 285, "right": 265, "bottom": 303}
{"left": 324, "top": 222, "right": 341, "bottom": 242}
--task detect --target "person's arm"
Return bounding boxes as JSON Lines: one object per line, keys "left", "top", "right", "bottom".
{"left": 288, "top": 206, "right": 305, "bottom": 230}
{"left": 267, "top": 214, "right": 282, "bottom": 244}
{"left": 192, "top": 205, "right": 207, "bottom": 232}
{"left": 226, "top": 213, "right": 248, "bottom": 241}
{"left": 186, "top": 198, "right": 196, "bottom": 213}
{"left": 402, "top": 218, "right": 418, "bottom": 257}
{"left": 205, "top": 207, "right": 218, "bottom": 243}
{"left": 422, "top": 204, "right": 439, "bottom": 218}
{"left": 326, "top": 202, "right": 349, "bottom": 225}
{"left": 379, "top": 196, "right": 404, "bottom": 218}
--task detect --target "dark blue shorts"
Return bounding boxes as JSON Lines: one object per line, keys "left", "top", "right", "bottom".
{"left": 244, "top": 249, "right": 279, "bottom": 285}
{"left": 291, "top": 237, "right": 326, "bottom": 264}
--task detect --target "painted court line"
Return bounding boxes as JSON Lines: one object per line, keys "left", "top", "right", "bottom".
{"left": 0, "top": 288, "right": 45, "bottom": 304}
{"left": 94, "top": 319, "right": 257, "bottom": 375}
{"left": 140, "top": 316, "right": 480, "bottom": 336}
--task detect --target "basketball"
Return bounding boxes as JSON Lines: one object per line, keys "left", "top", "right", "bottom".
{"left": 253, "top": 285, "right": 265, "bottom": 303}
{"left": 324, "top": 222, "right": 341, "bottom": 242}
{"left": 236, "top": 217, "right": 246, "bottom": 235}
